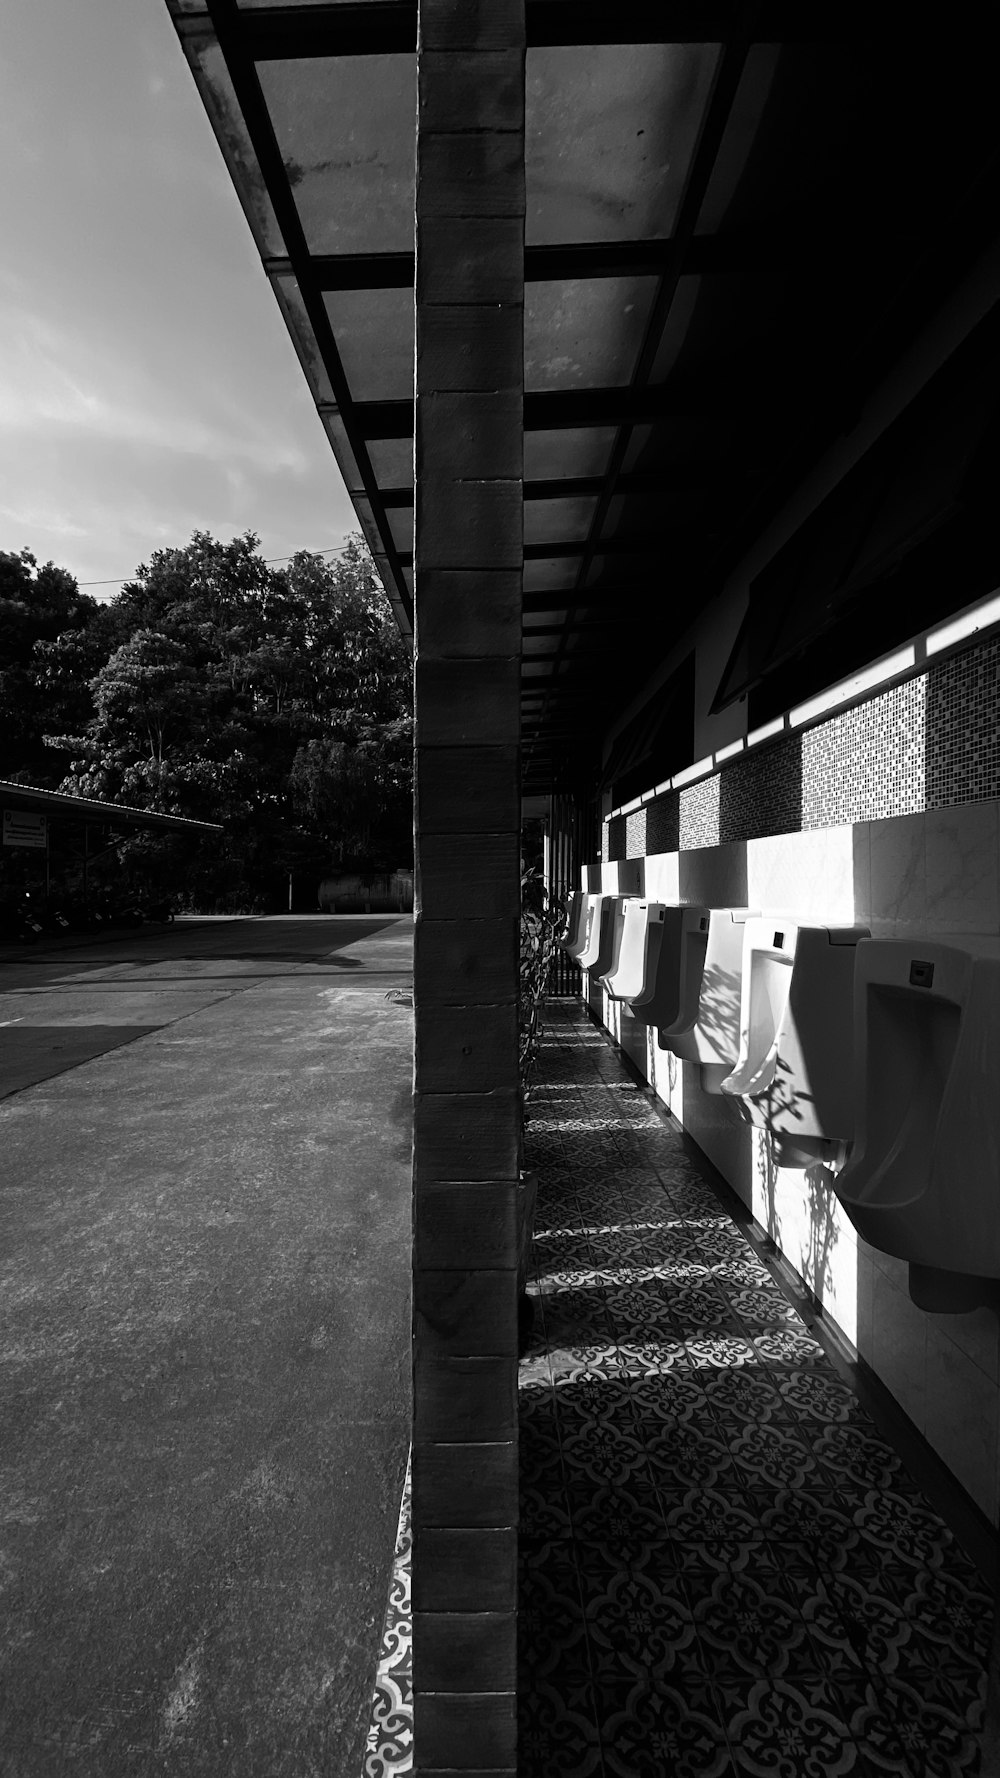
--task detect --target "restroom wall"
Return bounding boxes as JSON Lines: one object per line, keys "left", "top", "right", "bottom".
{"left": 587, "top": 631, "right": 1000, "bottom": 1526}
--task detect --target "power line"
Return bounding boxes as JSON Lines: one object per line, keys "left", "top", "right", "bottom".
{"left": 78, "top": 541, "right": 354, "bottom": 590}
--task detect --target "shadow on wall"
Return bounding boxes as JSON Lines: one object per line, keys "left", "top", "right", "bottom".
{"left": 754, "top": 1119, "right": 842, "bottom": 1309}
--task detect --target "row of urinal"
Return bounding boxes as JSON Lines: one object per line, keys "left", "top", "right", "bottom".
{"left": 561, "top": 891, "right": 1000, "bottom": 1305}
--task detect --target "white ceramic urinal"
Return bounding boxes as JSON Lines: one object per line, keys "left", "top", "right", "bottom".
{"left": 834, "top": 936, "right": 1000, "bottom": 1308}
{"left": 660, "top": 908, "right": 755, "bottom": 1092}
{"left": 603, "top": 902, "right": 710, "bottom": 1029}
{"left": 558, "top": 890, "right": 588, "bottom": 955}
{"left": 576, "top": 894, "right": 616, "bottom": 973}
{"left": 585, "top": 896, "right": 632, "bottom": 980}
{"left": 720, "top": 917, "right": 870, "bottom": 1164}
{"left": 600, "top": 898, "right": 658, "bottom": 1000}
{"left": 565, "top": 893, "right": 603, "bottom": 964}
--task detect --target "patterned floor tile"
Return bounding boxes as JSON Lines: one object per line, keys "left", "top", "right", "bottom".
{"left": 730, "top": 1270, "right": 801, "bottom": 1304}
{"left": 580, "top": 1557, "right": 700, "bottom": 1683}
{"left": 641, "top": 1420, "right": 743, "bottom": 1494}
{"left": 900, "top": 1565, "right": 993, "bottom": 1663}
{"left": 811, "top": 1423, "right": 906, "bottom": 1492}
{"left": 750, "top": 1325, "right": 828, "bottom": 1365}
{"left": 597, "top": 1678, "right": 735, "bottom": 1778}
{"left": 520, "top": 1544, "right": 592, "bottom": 1686}
{"left": 684, "top": 1332, "right": 763, "bottom": 1370}
{"left": 851, "top": 1485, "right": 961, "bottom": 1571}
{"left": 759, "top": 1489, "right": 863, "bottom": 1569}
{"left": 559, "top": 1416, "right": 650, "bottom": 1487}
{"left": 663, "top": 1485, "right": 765, "bottom": 1545}
{"left": 627, "top": 1369, "right": 714, "bottom": 1426}
{"left": 693, "top": 1576, "right": 822, "bottom": 1684}
{"left": 729, "top": 1421, "right": 820, "bottom": 1493}
{"left": 603, "top": 1281, "right": 678, "bottom": 1330}
{"left": 363, "top": 1450, "right": 412, "bottom": 1776}
{"left": 847, "top": 1673, "right": 985, "bottom": 1775}
{"left": 773, "top": 1368, "right": 870, "bottom": 1425}
{"left": 569, "top": 1480, "right": 668, "bottom": 1545}
{"left": 720, "top": 1675, "right": 858, "bottom": 1776}
{"left": 665, "top": 1280, "right": 741, "bottom": 1333}
{"left": 521, "top": 1480, "right": 577, "bottom": 1541}
{"left": 517, "top": 1003, "right": 990, "bottom": 1778}
{"left": 699, "top": 1366, "right": 787, "bottom": 1424}
{"left": 517, "top": 1676, "right": 604, "bottom": 1777}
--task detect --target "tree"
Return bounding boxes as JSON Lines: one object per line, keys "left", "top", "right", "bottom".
{"left": 30, "top": 531, "right": 413, "bottom": 909}
{"left": 0, "top": 550, "right": 98, "bottom": 786}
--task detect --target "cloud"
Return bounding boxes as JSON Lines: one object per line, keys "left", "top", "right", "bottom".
{"left": 0, "top": 0, "right": 361, "bottom": 591}
{"left": 0, "top": 419, "right": 356, "bottom": 590}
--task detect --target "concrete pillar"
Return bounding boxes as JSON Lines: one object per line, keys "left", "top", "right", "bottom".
{"left": 411, "top": 1, "right": 524, "bottom": 1772}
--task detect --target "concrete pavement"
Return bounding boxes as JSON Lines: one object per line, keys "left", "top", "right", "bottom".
{"left": 0, "top": 916, "right": 413, "bottom": 1776}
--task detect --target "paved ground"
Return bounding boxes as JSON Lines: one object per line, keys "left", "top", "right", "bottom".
{"left": 0, "top": 916, "right": 413, "bottom": 1777}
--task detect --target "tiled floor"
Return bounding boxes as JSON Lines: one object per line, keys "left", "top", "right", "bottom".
{"left": 364, "top": 1453, "right": 412, "bottom": 1775}
{"left": 519, "top": 1002, "right": 993, "bottom": 1777}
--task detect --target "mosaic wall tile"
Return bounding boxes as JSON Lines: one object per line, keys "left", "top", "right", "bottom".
{"left": 624, "top": 808, "right": 647, "bottom": 858}
{"left": 518, "top": 1002, "right": 992, "bottom": 1778}
{"left": 926, "top": 635, "right": 1000, "bottom": 809}
{"left": 605, "top": 627, "right": 1000, "bottom": 856}
{"left": 679, "top": 773, "right": 721, "bottom": 850}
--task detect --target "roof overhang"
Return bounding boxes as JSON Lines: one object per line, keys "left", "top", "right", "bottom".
{"left": 167, "top": 4, "right": 1000, "bottom": 792}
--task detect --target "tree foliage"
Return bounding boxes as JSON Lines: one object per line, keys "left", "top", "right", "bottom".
{"left": 0, "top": 549, "right": 100, "bottom": 785}
{"left": 0, "top": 533, "right": 413, "bottom": 909}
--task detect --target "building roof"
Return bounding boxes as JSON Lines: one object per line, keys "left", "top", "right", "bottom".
{"left": 0, "top": 781, "right": 224, "bottom": 836}
{"left": 167, "top": 4, "right": 1000, "bottom": 791}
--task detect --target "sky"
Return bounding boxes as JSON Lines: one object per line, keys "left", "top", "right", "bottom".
{"left": 0, "top": 0, "right": 358, "bottom": 598}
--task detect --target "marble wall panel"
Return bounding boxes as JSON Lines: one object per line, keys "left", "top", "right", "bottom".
{"left": 924, "top": 800, "right": 1000, "bottom": 934}
{"left": 868, "top": 810, "right": 927, "bottom": 936}
{"left": 745, "top": 826, "right": 856, "bottom": 925}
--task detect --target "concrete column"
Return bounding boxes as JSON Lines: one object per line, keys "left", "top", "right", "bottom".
{"left": 411, "top": 1, "right": 524, "bottom": 1772}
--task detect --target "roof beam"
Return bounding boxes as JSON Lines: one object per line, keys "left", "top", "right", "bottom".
{"left": 396, "top": 532, "right": 686, "bottom": 568}
{"left": 376, "top": 467, "right": 711, "bottom": 507}
{"left": 524, "top": 535, "right": 686, "bottom": 560}
{"left": 524, "top": 619, "right": 621, "bottom": 635}
{"left": 283, "top": 237, "right": 726, "bottom": 291}
{"left": 234, "top": 4, "right": 807, "bottom": 59}
{"left": 525, "top": 468, "right": 711, "bottom": 499}
{"left": 353, "top": 383, "right": 700, "bottom": 439}
{"left": 522, "top": 585, "right": 657, "bottom": 613}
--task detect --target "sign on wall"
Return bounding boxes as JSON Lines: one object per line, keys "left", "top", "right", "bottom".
{"left": 3, "top": 811, "right": 48, "bottom": 850}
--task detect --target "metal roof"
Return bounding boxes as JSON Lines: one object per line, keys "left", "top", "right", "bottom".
{"left": 0, "top": 782, "right": 224, "bottom": 835}
{"left": 167, "top": 4, "right": 1000, "bottom": 792}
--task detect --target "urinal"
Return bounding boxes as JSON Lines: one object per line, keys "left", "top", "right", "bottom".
{"left": 558, "top": 889, "right": 588, "bottom": 955}
{"left": 563, "top": 892, "right": 603, "bottom": 964}
{"left": 575, "top": 894, "right": 617, "bottom": 974}
{"left": 660, "top": 908, "right": 755, "bottom": 1093}
{"left": 582, "top": 896, "right": 633, "bottom": 980}
{"left": 720, "top": 918, "right": 870, "bottom": 1165}
{"left": 834, "top": 936, "right": 1000, "bottom": 1308}
{"left": 602, "top": 902, "right": 710, "bottom": 1029}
